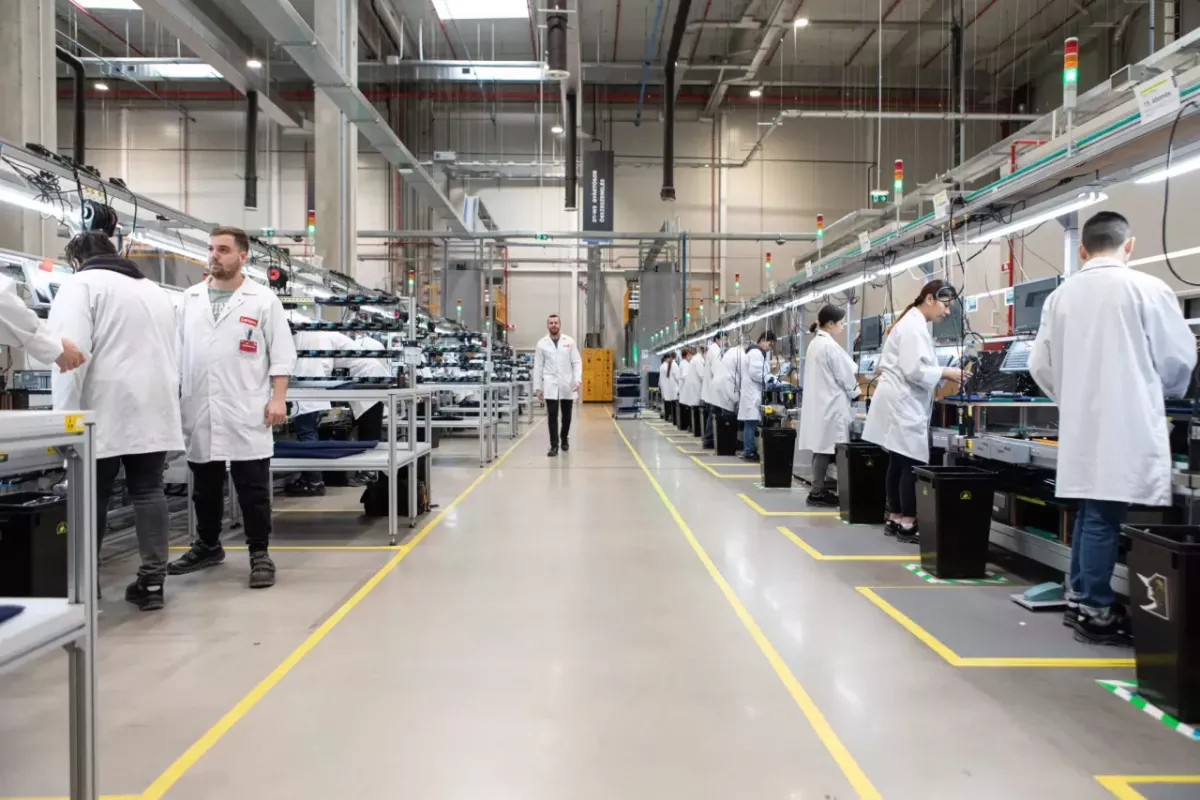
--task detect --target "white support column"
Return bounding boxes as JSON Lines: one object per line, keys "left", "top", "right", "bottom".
{"left": 315, "top": 0, "right": 358, "bottom": 276}
{"left": 1061, "top": 212, "right": 1080, "bottom": 276}
{"left": 0, "top": 0, "right": 58, "bottom": 256}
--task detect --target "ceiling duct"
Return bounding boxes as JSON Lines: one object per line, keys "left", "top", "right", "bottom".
{"left": 661, "top": 0, "right": 693, "bottom": 202}
{"left": 239, "top": 0, "right": 467, "bottom": 233}
{"left": 565, "top": 90, "right": 578, "bottom": 210}
{"left": 546, "top": 0, "right": 569, "bottom": 79}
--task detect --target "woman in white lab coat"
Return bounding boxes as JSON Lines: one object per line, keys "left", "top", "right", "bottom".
{"left": 861, "top": 280, "right": 964, "bottom": 542}
{"left": 659, "top": 353, "right": 679, "bottom": 423}
{"left": 678, "top": 347, "right": 704, "bottom": 430}
{"left": 738, "top": 331, "right": 777, "bottom": 460}
{"left": 797, "top": 305, "right": 861, "bottom": 507}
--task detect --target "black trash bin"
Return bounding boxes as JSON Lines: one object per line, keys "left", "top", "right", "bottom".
{"left": 835, "top": 442, "right": 888, "bottom": 524}
{"left": 0, "top": 492, "right": 68, "bottom": 597}
{"left": 913, "top": 466, "right": 996, "bottom": 579}
{"left": 760, "top": 427, "right": 797, "bottom": 488}
{"left": 1122, "top": 525, "right": 1200, "bottom": 724}
{"left": 716, "top": 414, "right": 738, "bottom": 456}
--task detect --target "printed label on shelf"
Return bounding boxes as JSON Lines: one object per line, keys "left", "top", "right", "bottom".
{"left": 1135, "top": 75, "right": 1181, "bottom": 125}
{"left": 1005, "top": 288, "right": 1014, "bottom": 307}
{"left": 965, "top": 296, "right": 979, "bottom": 313}
{"left": 857, "top": 232, "right": 872, "bottom": 253}
{"left": 933, "top": 191, "right": 951, "bottom": 221}
{"left": 64, "top": 413, "right": 84, "bottom": 433}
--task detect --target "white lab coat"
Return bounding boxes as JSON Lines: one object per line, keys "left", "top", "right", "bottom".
{"left": 49, "top": 263, "right": 184, "bottom": 459}
{"left": 533, "top": 333, "right": 583, "bottom": 400}
{"left": 659, "top": 360, "right": 679, "bottom": 402}
{"left": 178, "top": 278, "right": 297, "bottom": 463}
{"left": 291, "top": 328, "right": 335, "bottom": 416}
{"left": 679, "top": 354, "right": 704, "bottom": 406}
{"left": 711, "top": 347, "right": 740, "bottom": 412}
{"left": 1029, "top": 258, "right": 1196, "bottom": 505}
{"left": 861, "top": 308, "right": 942, "bottom": 463}
{"left": 0, "top": 274, "right": 63, "bottom": 365}
{"left": 797, "top": 330, "right": 860, "bottom": 455}
{"left": 738, "top": 345, "right": 768, "bottom": 421}
{"left": 333, "top": 334, "right": 392, "bottom": 417}
{"left": 700, "top": 341, "right": 722, "bottom": 405}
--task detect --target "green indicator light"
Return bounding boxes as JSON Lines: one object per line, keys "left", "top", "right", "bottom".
{"left": 894, "top": 179, "right": 903, "bottom": 192}
{"left": 1064, "top": 67, "right": 1077, "bottom": 84}
{"left": 816, "top": 230, "right": 824, "bottom": 239}
{"left": 535, "top": 232, "right": 549, "bottom": 241}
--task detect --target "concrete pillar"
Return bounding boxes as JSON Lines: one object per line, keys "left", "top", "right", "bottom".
{"left": 314, "top": 0, "right": 357, "bottom": 276}
{"left": 0, "top": 0, "right": 58, "bottom": 256}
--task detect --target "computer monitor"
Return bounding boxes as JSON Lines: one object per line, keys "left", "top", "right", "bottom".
{"left": 1012, "top": 276, "right": 1062, "bottom": 334}
{"left": 931, "top": 299, "right": 964, "bottom": 342}
{"left": 859, "top": 315, "right": 883, "bottom": 350}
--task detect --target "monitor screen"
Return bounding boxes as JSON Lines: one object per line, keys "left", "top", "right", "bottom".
{"left": 931, "top": 299, "right": 963, "bottom": 342}
{"left": 859, "top": 315, "right": 883, "bottom": 350}
{"left": 1013, "top": 276, "right": 1061, "bottom": 334}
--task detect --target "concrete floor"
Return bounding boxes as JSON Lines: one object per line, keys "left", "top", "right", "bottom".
{"left": 1, "top": 406, "right": 1198, "bottom": 799}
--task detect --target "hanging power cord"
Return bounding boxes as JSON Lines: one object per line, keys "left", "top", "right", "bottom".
{"left": 1161, "top": 100, "right": 1200, "bottom": 286}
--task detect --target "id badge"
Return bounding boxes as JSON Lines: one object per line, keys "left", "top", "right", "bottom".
{"left": 239, "top": 339, "right": 258, "bottom": 354}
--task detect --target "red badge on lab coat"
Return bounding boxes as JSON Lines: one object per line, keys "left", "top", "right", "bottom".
{"left": 239, "top": 316, "right": 259, "bottom": 327}
{"left": 239, "top": 340, "right": 258, "bottom": 353}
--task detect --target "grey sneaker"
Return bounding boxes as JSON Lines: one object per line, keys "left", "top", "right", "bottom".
{"left": 249, "top": 550, "right": 276, "bottom": 589}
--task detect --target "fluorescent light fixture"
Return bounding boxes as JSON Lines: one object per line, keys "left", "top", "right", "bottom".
{"left": 151, "top": 63, "right": 222, "bottom": 79}
{"left": 74, "top": 0, "right": 141, "bottom": 8}
{"left": 873, "top": 245, "right": 955, "bottom": 278}
{"left": 246, "top": 58, "right": 263, "bottom": 70}
{"left": 0, "top": 186, "right": 71, "bottom": 222}
{"left": 793, "top": 17, "right": 810, "bottom": 28}
{"left": 1128, "top": 244, "right": 1200, "bottom": 267}
{"left": 94, "top": 82, "right": 110, "bottom": 92}
{"left": 431, "top": 0, "right": 528, "bottom": 20}
{"left": 967, "top": 191, "right": 1107, "bottom": 244}
{"left": 551, "top": 124, "right": 564, "bottom": 135}
{"left": 1135, "top": 153, "right": 1200, "bottom": 184}
{"left": 129, "top": 231, "right": 207, "bottom": 261}
{"left": 749, "top": 88, "right": 763, "bottom": 98}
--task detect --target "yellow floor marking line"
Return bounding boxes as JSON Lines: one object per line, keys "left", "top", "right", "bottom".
{"left": 690, "top": 456, "right": 761, "bottom": 479}
{"left": 274, "top": 507, "right": 368, "bottom": 514}
{"left": 1096, "top": 775, "right": 1200, "bottom": 800}
{"left": 696, "top": 459, "right": 758, "bottom": 467}
{"left": 738, "top": 493, "right": 840, "bottom": 517}
{"left": 141, "top": 420, "right": 543, "bottom": 800}
{"left": 777, "top": 527, "right": 911, "bottom": 561}
{"left": 676, "top": 446, "right": 709, "bottom": 454}
{"left": 4, "top": 796, "right": 141, "bottom": 800}
{"left": 168, "top": 545, "right": 398, "bottom": 552}
{"left": 613, "top": 418, "right": 882, "bottom": 800}
{"left": 857, "top": 587, "right": 1135, "bottom": 669}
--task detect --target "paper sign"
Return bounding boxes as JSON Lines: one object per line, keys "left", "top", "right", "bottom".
{"left": 857, "top": 232, "right": 872, "bottom": 253}
{"left": 1136, "top": 75, "right": 1181, "bottom": 126}
{"left": 965, "top": 296, "right": 979, "bottom": 313}
{"left": 64, "top": 413, "right": 85, "bottom": 433}
{"left": 1005, "top": 288, "right": 1014, "bottom": 307}
{"left": 804, "top": 261, "right": 814, "bottom": 280}
{"left": 933, "top": 191, "right": 951, "bottom": 222}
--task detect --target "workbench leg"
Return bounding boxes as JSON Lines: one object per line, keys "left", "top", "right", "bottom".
{"left": 409, "top": 461, "right": 417, "bottom": 528}
{"left": 67, "top": 636, "right": 96, "bottom": 800}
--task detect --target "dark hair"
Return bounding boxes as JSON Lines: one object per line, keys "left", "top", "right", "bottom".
{"left": 65, "top": 231, "right": 117, "bottom": 265}
{"left": 808, "top": 303, "right": 846, "bottom": 334}
{"left": 893, "top": 279, "right": 954, "bottom": 326}
{"left": 210, "top": 225, "right": 250, "bottom": 253}
{"left": 547, "top": 313, "right": 560, "bottom": 320}
{"left": 1082, "top": 211, "right": 1130, "bottom": 254}
{"left": 757, "top": 331, "right": 777, "bottom": 344}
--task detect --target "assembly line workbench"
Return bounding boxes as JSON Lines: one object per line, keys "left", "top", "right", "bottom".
{"left": 0, "top": 411, "right": 98, "bottom": 799}
{"left": 419, "top": 382, "right": 516, "bottom": 467}
{"left": 186, "top": 388, "right": 434, "bottom": 546}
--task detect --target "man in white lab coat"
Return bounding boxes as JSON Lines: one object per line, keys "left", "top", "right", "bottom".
{"left": 700, "top": 335, "right": 723, "bottom": 448}
{"left": 533, "top": 314, "right": 582, "bottom": 457}
{"left": 168, "top": 226, "right": 297, "bottom": 589}
{"left": 658, "top": 353, "right": 678, "bottom": 422}
{"left": 679, "top": 346, "right": 704, "bottom": 432}
{"left": 52, "top": 232, "right": 182, "bottom": 610}
{"left": 738, "top": 331, "right": 776, "bottom": 460}
{"left": 1029, "top": 211, "right": 1196, "bottom": 645}
{"left": 0, "top": 275, "right": 85, "bottom": 372}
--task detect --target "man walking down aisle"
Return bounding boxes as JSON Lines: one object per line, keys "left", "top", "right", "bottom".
{"left": 52, "top": 232, "right": 182, "bottom": 611}
{"left": 533, "top": 313, "right": 582, "bottom": 458}
{"left": 169, "top": 226, "right": 296, "bottom": 589}
{"left": 1029, "top": 211, "right": 1196, "bottom": 644}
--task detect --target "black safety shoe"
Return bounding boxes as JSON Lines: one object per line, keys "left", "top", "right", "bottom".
{"left": 285, "top": 480, "right": 326, "bottom": 497}
{"left": 249, "top": 550, "right": 276, "bottom": 589}
{"left": 561, "top": 439, "right": 570, "bottom": 452}
{"left": 125, "top": 577, "right": 164, "bottom": 611}
{"left": 806, "top": 491, "right": 838, "bottom": 508}
{"left": 167, "top": 543, "right": 225, "bottom": 575}
{"left": 884, "top": 519, "right": 900, "bottom": 537}
{"left": 895, "top": 524, "right": 920, "bottom": 545}
{"left": 547, "top": 446, "right": 559, "bottom": 458}
{"left": 1073, "top": 607, "right": 1132, "bottom": 646}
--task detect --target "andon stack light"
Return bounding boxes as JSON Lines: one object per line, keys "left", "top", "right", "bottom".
{"left": 765, "top": 252, "right": 772, "bottom": 272}
{"left": 407, "top": 269, "right": 415, "bottom": 293}
{"left": 816, "top": 214, "right": 824, "bottom": 239}
{"left": 455, "top": 299, "right": 463, "bottom": 320}
{"left": 893, "top": 160, "right": 904, "bottom": 204}
{"left": 306, "top": 209, "right": 316, "bottom": 236}
{"left": 1063, "top": 37, "right": 1079, "bottom": 109}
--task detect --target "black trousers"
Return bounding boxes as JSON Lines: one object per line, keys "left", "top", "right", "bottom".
{"left": 885, "top": 450, "right": 921, "bottom": 518}
{"left": 97, "top": 452, "right": 169, "bottom": 581}
{"left": 546, "top": 399, "right": 574, "bottom": 448}
{"left": 355, "top": 402, "right": 384, "bottom": 442}
{"left": 190, "top": 458, "right": 273, "bottom": 551}
{"left": 664, "top": 400, "right": 676, "bottom": 424}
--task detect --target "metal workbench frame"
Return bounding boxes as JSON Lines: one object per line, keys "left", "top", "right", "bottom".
{"left": 420, "top": 381, "right": 515, "bottom": 466}
{"left": 0, "top": 412, "right": 97, "bottom": 799}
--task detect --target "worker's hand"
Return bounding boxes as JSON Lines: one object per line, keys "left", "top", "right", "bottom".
{"left": 264, "top": 398, "right": 287, "bottom": 426}
{"left": 55, "top": 338, "right": 86, "bottom": 372}
{"left": 942, "top": 367, "right": 965, "bottom": 384}
{"left": 536, "top": 389, "right": 544, "bottom": 401}
{"left": 573, "top": 382, "right": 581, "bottom": 393}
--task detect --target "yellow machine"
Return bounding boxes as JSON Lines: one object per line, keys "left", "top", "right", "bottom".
{"left": 582, "top": 348, "right": 614, "bottom": 402}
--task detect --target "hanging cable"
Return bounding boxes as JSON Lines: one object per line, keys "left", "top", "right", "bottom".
{"left": 1160, "top": 100, "right": 1200, "bottom": 286}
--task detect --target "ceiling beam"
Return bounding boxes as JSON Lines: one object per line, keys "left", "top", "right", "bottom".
{"left": 702, "top": 0, "right": 806, "bottom": 118}
{"left": 134, "top": 0, "right": 305, "bottom": 128}
{"left": 884, "top": 0, "right": 948, "bottom": 67}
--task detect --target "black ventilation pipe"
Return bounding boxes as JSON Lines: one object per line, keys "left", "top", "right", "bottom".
{"left": 660, "top": 0, "right": 692, "bottom": 201}
{"left": 565, "top": 90, "right": 578, "bottom": 211}
{"left": 55, "top": 47, "right": 86, "bottom": 165}
{"left": 546, "top": 0, "right": 568, "bottom": 77}
{"left": 244, "top": 90, "right": 259, "bottom": 209}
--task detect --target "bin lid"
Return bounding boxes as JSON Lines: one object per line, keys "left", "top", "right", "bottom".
{"left": 1121, "top": 525, "right": 1200, "bottom": 552}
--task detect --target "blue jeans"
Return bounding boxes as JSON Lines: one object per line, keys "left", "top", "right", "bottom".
{"left": 292, "top": 411, "right": 323, "bottom": 484}
{"left": 1068, "top": 499, "right": 1129, "bottom": 612}
{"left": 742, "top": 420, "right": 758, "bottom": 458}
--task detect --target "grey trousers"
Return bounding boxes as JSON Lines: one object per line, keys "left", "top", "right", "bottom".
{"left": 811, "top": 452, "right": 835, "bottom": 494}
{"left": 96, "top": 452, "right": 170, "bottom": 582}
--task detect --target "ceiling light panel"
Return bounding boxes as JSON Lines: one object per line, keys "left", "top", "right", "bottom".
{"left": 431, "top": 0, "right": 528, "bottom": 21}
{"left": 73, "top": 0, "right": 141, "bottom": 9}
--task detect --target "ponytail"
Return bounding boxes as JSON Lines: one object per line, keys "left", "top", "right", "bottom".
{"left": 807, "top": 321, "right": 819, "bottom": 334}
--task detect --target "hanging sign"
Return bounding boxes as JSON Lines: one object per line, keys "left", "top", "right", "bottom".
{"left": 1005, "top": 288, "right": 1014, "bottom": 307}
{"left": 583, "top": 150, "right": 615, "bottom": 234}
{"left": 965, "top": 296, "right": 979, "bottom": 313}
{"left": 857, "top": 232, "right": 872, "bottom": 253}
{"left": 804, "top": 260, "right": 814, "bottom": 280}
{"left": 933, "top": 191, "right": 951, "bottom": 222}
{"left": 1135, "top": 75, "right": 1181, "bottom": 126}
